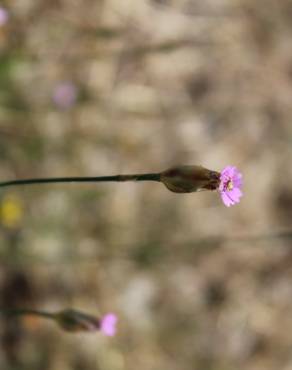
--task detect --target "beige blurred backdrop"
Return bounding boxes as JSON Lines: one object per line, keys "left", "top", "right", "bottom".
{"left": 1, "top": 1, "right": 292, "bottom": 369}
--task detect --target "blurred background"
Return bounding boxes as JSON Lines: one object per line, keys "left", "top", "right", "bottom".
{"left": 1, "top": 0, "right": 292, "bottom": 369}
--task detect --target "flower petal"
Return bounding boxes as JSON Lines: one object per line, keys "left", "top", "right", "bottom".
{"left": 221, "top": 192, "right": 234, "bottom": 207}
{"left": 229, "top": 188, "right": 242, "bottom": 203}
{"left": 100, "top": 313, "right": 118, "bottom": 336}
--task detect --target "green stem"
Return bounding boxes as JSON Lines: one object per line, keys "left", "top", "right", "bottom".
{"left": 0, "top": 173, "right": 161, "bottom": 188}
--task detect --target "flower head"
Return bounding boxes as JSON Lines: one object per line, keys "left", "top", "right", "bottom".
{"left": 0, "top": 7, "right": 9, "bottom": 27}
{"left": 219, "top": 166, "right": 243, "bottom": 207}
{"left": 0, "top": 195, "right": 23, "bottom": 228}
{"left": 100, "top": 313, "right": 117, "bottom": 336}
{"left": 52, "top": 82, "right": 78, "bottom": 109}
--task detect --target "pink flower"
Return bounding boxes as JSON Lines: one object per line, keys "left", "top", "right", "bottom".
{"left": 219, "top": 166, "right": 243, "bottom": 207}
{"left": 52, "top": 82, "right": 78, "bottom": 109}
{"left": 100, "top": 313, "right": 117, "bottom": 336}
{"left": 0, "top": 7, "right": 9, "bottom": 26}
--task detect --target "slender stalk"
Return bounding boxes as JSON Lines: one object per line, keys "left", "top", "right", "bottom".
{"left": 0, "top": 173, "right": 161, "bottom": 188}
{"left": 0, "top": 308, "right": 54, "bottom": 319}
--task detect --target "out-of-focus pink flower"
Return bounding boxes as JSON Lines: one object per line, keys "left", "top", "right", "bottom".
{"left": 100, "top": 313, "right": 117, "bottom": 336}
{"left": 52, "top": 82, "right": 78, "bottom": 109}
{"left": 0, "top": 7, "right": 9, "bottom": 26}
{"left": 219, "top": 166, "right": 243, "bottom": 207}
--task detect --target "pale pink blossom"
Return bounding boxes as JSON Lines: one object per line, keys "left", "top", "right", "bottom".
{"left": 219, "top": 166, "right": 243, "bottom": 207}
{"left": 100, "top": 313, "right": 117, "bottom": 336}
{"left": 52, "top": 82, "right": 78, "bottom": 109}
{"left": 0, "top": 7, "right": 9, "bottom": 26}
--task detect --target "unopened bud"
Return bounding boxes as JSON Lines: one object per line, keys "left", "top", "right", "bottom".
{"left": 160, "top": 165, "right": 220, "bottom": 193}
{"left": 55, "top": 309, "right": 100, "bottom": 332}
{"left": 54, "top": 309, "right": 118, "bottom": 336}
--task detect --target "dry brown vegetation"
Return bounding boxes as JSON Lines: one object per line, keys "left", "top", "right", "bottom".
{"left": 1, "top": 1, "right": 292, "bottom": 369}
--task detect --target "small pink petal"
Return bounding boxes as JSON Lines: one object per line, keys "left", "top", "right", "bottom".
{"left": 221, "top": 192, "right": 234, "bottom": 207}
{"left": 230, "top": 188, "right": 242, "bottom": 202}
{"left": 100, "top": 313, "right": 117, "bottom": 337}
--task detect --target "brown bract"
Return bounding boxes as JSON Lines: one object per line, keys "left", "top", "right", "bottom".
{"left": 55, "top": 309, "right": 100, "bottom": 333}
{"left": 160, "top": 165, "right": 220, "bottom": 193}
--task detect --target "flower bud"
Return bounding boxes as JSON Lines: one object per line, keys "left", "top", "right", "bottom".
{"left": 54, "top": 309, "right": 118, "bottom": 336}
{"left": 54, "top": 309, "right": 100, "bottom": 332}
{"left": 160, "top": 165, "right": 220, "bottom": 193}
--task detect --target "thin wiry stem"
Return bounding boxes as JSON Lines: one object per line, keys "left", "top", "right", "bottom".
{"left": 0, "top": 173, "right": 161, "bottom": 188}
{"left": 0, "top": 308, "right": 54, "bottom": 319}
